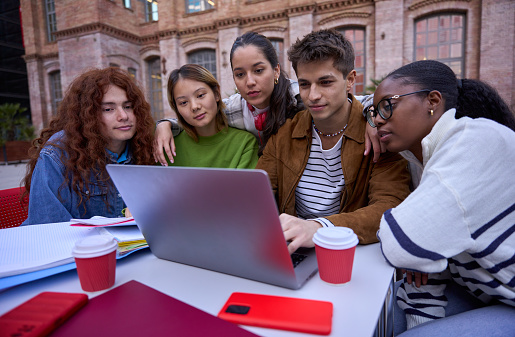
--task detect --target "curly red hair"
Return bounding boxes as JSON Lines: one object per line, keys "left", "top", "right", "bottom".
{"left": 23, "top": 67, "right": 155, "bottom": 208}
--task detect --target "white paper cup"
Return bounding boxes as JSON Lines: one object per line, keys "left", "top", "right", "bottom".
{"left": 313, "top": 227, "right": 358, "bottom": 285}
{"left": 72, "top": 236, "right": 118, "bottom": 292}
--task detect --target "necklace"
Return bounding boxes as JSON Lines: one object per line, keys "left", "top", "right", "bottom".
{"left": 312, "top": 121, "right": 348, "bottom": 137}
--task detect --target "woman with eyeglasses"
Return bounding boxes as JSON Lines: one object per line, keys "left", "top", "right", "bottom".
{"left": 370, "top": 60, "right": 515, "bottom": 336}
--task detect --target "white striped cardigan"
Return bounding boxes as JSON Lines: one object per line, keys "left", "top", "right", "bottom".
{"left": 378, "top": 109, "right": 515, "bottom": 329}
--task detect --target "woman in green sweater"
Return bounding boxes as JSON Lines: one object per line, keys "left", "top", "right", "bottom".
{"left": 164, "top": 64, "right": 258, "bottom": 168}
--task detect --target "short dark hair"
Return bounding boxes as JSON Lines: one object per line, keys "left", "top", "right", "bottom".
{"left": 386, "top": 60, "right": 515, "bottom": 131}
{"left": 288, "top": 29, "right": 355, "bottom": 77}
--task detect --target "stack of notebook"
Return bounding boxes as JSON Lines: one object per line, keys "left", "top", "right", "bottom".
{"left": 0, "top": 219, "right": 147, "bottom": 290}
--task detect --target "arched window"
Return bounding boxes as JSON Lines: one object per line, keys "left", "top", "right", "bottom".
{"left": 188, "top": 49, "right": 217, "bottom": 79}
{"left": 338, "top": 27, "right": 366, "bottom": 94}
{"left": 146, "top": 58, "right": 163, "bottom": 120}
{"left": 49, "top": 71, "right": 62, "bottom": 115}
{"left": 414, "top": 13, "right": 465, "bottom": 77}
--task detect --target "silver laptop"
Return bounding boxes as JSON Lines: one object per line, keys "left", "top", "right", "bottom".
{"left": 106, "top": 165, "right": 318, "bottom": 289}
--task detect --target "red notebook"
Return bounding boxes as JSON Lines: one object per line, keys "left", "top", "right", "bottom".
{"left": 51, "top": 280, "right": 259, "bottom": 337}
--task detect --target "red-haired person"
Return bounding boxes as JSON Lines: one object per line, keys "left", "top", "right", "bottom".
{"left": 22, "top": 67, "right": 155, "bottom": 225}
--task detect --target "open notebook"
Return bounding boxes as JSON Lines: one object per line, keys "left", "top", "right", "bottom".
{"left": 0, "top": 221, "right": 147, "bottom": 290}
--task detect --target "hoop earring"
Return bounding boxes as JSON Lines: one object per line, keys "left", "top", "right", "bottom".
{"left": 274, "top": 78, "right": 278, "bottom": 85}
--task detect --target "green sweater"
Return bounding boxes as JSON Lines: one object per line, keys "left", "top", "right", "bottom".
{"left": 166, "top": 127, "right": 259, "bottom": 169}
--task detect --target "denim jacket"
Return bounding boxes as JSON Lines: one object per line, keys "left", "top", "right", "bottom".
{"left": 22, "top": 131, "right": 131, "bottom": 225}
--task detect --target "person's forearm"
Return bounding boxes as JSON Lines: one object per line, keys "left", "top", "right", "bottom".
{"left": 156, "top": 118, "right": 182, "bottom": 136}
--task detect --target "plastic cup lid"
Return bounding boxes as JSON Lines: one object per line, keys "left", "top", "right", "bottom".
{"left": 312, "top": 227, "right": 358, "bottom": 250}
{"left": 72, "top": 235, "right": 118, "bottom": 259}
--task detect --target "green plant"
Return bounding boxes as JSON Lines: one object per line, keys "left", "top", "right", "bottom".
{"left": 0, "top": 103, "right": 35, "bottom": 146}
{"left": 365, "top": 76, "right": 386, "bottom": 94}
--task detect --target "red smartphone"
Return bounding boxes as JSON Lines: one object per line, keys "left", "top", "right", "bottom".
{"left": 218, "top": 292, "right": 333, "bottom": 335}
{"left": 0, "top": 292, "right": 88, "bottom": 337}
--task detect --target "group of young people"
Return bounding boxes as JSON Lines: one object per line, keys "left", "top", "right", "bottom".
{"left": 21, "top": 29, "right": 515, "bottom": 335}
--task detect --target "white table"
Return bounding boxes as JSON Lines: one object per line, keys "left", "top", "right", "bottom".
{"left": 0, "top": 244, "right": 394, "bottom": 337}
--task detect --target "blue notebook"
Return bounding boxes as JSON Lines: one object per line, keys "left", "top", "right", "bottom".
{"left": 0, "top": 247, "right": 147, "bottom": 290}
{"left": 0, "top": 222, "right": 147, "bottom": 290}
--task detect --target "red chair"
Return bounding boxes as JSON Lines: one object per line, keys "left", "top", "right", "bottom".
{"left": 0, "top": 187, "right": 28, "bottom": 229}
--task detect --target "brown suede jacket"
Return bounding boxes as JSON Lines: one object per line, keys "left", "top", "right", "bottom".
{"left": 256, "top": 95, "right": 411, "bottom": 244}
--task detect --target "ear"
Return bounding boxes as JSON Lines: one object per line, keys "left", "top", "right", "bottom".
{"left": 346, "top": 70, "right": 356, "bottom": 92}
{"left": 427, "top": 90, "right": 443, "bottom": 111}
{"left": 274, "top": 63, "right": 281, "bottom": 81}
{"left": 214, "top": 86, "right": 221, "bottom": 102}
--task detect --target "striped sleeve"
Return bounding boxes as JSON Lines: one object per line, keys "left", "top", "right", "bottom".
{"left": 397, "top": 271, "right": 451, "bottom": 329}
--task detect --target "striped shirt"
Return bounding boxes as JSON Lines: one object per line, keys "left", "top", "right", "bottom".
{"left": 295, "top": 128, "right": 344, "bottom": 227}
{"left": 378, "top": 109, "right": 515, "bottom": 329}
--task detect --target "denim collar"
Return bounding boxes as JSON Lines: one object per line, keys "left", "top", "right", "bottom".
{"left": 106, "top": 143, "right": 131, "bottom": 164}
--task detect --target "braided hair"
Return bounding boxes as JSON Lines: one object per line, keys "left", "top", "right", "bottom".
{"left": 386, "top": 60, "right": 515, "bottom": 131}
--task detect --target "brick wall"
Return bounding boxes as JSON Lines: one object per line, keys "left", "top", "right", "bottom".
{"left": 479, "top": 0, "right": 514, "bottom": 109}
{"left": 20, "top": 0, "right": 514, "bottom": 131}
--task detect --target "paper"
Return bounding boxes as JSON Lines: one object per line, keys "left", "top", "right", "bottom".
{"left": 97, "top": 226, "right": 148, "bottom": 257}
{"left": 70, "top": 216, "right": 136, "bottom": 227}
{"left": 98, "top": 226, "right": 144, "bottom": 241}
{"left": 0, "top": 223, "right": 97, "bottom": 278}
{"left": 0, "top": 221, "right": 148, "bottom": 279}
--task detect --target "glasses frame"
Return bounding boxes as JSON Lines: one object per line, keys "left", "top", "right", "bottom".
{"left": 365, "top": 89, "right": 432, "bottom": 128}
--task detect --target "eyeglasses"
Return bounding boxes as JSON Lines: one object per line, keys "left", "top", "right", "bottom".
{"left": 365, "top": 89, "right": 432, "bottom": 128}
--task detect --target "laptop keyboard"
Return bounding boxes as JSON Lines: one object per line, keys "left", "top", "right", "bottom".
{"left": 291, "top": 253, "right": 307, "bottom": 268}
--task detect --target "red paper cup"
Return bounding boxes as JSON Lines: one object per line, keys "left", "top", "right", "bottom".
{"left": 313, "top": 227, "right": 358, "bottom": 285}
{"left": 72, "top": 236, "right": 118, "bottom": 292}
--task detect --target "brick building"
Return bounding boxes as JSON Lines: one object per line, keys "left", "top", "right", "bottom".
{"left": 20, "top": 0, "right": 514, "bottom": 132}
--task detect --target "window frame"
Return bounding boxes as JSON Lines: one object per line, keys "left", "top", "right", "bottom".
{"left": 337, "top": 26, "right": 366, "bottom": 95}
{"left": 414, "top": 13, "right": 466, "bottom": 78}
{"left": 44, "top": 0, "right": 57, "bottom": 42}
{"left": 185, "top": 0, "right": 215, "bottom": 14}
{"left": 146, "top": 58, "right": 163, "bottom": 120}
{"left": 49, "top": 71, "right": 62, "bottom": 115}
{"left": 128, "top": 67, "right": 137, "bottom": 79}
{"left": 268, "top": 38, "right": 284, "bottom": 67}
{"left": 145, "top": 1, "right": 158, "bottom": 22}
{"left": 187, "top": 49, "right": 217, "bottom": 80}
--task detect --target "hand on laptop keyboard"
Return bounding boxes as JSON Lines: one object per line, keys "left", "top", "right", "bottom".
{"left": 280, "top": 214, "right": 322, "bottom": 254}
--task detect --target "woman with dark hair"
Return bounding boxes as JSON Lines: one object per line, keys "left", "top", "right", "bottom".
{"left": 227, "top": 31, "right": 300, "bottom": 151}
{"left": 368, "top": 60, "right": 515, "bottom": 335}
{"left": 22, "top": 67, "right": 155, "bottom": 225}
{"left": 154, "top": 31, "right": 378, "bottom": 163}
{"left": 164, "top": 64, "right": 258, "bottom": 168}
{"left": 153, "top": 32, "right": 303, "bottom": 162}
